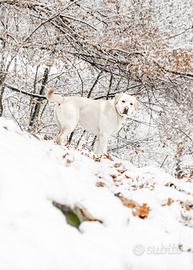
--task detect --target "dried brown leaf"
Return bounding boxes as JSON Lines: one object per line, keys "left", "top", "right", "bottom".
{"left": 113, "top": 163, "right": 122, "bottom": 168}
{"left": 120, "top": 197, "right": 138, "bottom": 209}
{"left": 96, "top": 181, "right": 105, "bottom": 187}
{"left": 133, "top": 203, "right": 150, "bottom": 219}
{"left": 117, "top": 168, "right": 127, "bottom": 174}
{"left": 167, "top": 197, "right": 174, "bottom": 206}
{"left": 79, "top": 208, "right": 103, "bottom": 223}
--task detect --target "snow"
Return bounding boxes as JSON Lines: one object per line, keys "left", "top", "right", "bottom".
{"left": 0, "top": 117, "right": 193, "bottom": 270}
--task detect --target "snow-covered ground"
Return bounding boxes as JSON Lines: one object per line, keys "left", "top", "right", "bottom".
{"left": 0, "top": 117, "right": 193, "bottom": 270}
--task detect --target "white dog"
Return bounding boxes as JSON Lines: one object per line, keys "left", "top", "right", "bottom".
{"left": 47, "top": 89, "right": 138, "bottom": 154}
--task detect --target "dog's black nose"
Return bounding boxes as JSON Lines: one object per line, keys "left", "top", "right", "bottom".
{"left": 123, "top": 107, "right": 128, "bottom": 115}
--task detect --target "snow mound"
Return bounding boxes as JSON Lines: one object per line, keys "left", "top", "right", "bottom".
{"left": 0, "top": 117, "right": 193, "bottom": 270}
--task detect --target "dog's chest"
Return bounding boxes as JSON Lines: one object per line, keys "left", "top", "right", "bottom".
{"left": 108, "top": 116, "right": 123, "bottom": 134}
{"left": 99, "top": 110, "right": 124, "bottom": 135}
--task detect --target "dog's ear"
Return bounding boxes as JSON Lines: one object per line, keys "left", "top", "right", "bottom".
{"left": 114, "top": 93, "right": 122, "bottom": 104}
{"left": 47, "top": 88, "right": 55, "bottom": 100}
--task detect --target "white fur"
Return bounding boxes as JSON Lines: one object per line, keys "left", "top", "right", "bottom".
{"left": 47, "top": 90, "right": 138, "bottom": 154}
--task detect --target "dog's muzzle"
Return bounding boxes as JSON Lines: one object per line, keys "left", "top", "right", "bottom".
{"left": 123, "top": 107, "right": 129, "bottom": 115}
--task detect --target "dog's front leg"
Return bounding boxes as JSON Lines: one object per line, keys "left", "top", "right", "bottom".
{"left": 56, "top": 128, "right": 64, "bottom": 144}
{"left": 56, "top": 127, "right": 72, "bottom": 145}
{"left": 95, "top": 134, "right": 108, "bottom": 155}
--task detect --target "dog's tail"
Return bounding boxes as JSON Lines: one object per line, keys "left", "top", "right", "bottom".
{"left": 47, "top": 88, "right": 63, "bottom": 104}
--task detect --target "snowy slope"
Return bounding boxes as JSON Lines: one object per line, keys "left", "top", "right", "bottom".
{"left": 0, "top": 117, "right": 193, "bottom": 270}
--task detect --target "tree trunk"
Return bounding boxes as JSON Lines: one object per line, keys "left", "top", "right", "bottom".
{"left": 28, "top": 67, "right": 50, "bottom": 131}
{"left": 0, "top": 39, "right": 5, "bottom": 117}
{"left": 0, "top": 85, "right": 5, "bottom": 117}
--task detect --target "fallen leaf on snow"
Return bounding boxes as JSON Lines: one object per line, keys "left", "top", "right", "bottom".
{"left": 77, "top": 207, "right": 103, "bottom": 223}
{"left": 92, "top": 155, "right": 102, "bottom": 162}
{"left": 113, "top": 163, "right": 122, "bottom": 168}
{"left": 133, "top": 203, "right": 150, "bottom": 219}
{"left": 96, "top": 181, "right": 106, "bottom": 187}
{"left": 117, "top": 168, "right": 127, "bottom": 174}
{"left": 103, "top": 153, "right": 114, "bottom": 161}
{"left": 115, "top": 194, "right": 150, "bottom": 218}
{"left": 110, "top": 174, "right": 118, "bottom": 181}
{"left": 118, "top": 196, "right": 139, "bottom": 209}
{"left": 182, "top": 201, "right": 193, "bottom": 211}
{"left": 62, "top": 153, "right": 74, "bottom": 166}
{"left": 161, "top": 197, "right": 174, "bottom": 206}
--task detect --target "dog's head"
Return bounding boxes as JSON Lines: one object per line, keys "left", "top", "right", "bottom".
{"left": 114, "top": 93, "right": 139, "bottom": 117}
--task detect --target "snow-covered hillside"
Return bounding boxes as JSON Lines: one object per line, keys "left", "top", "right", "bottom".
{"left": 0, "top": 117, "right": 193, "bottom": 270}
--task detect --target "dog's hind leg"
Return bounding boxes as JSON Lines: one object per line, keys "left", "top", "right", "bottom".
{"left": 56, "top": 128, "right": 64, "bottom": 144}
{"left": 55, "top": 104, "right": 79, "bottom": 145}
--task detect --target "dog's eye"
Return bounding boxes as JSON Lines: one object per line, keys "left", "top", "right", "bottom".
{"left": 122, "top": 100, "right": 125, "bottom": 103}
{"left": 130, "top": 103, "right": 133, "bottom": 106}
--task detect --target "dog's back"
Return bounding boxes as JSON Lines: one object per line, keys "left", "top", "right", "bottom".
{"left": 47, "top": 89, "right": 102, "bottom": 110}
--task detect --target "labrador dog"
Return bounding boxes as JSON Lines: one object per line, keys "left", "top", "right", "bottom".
{"left": 47, "top": 89, "right": 138, "bottom": 154}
